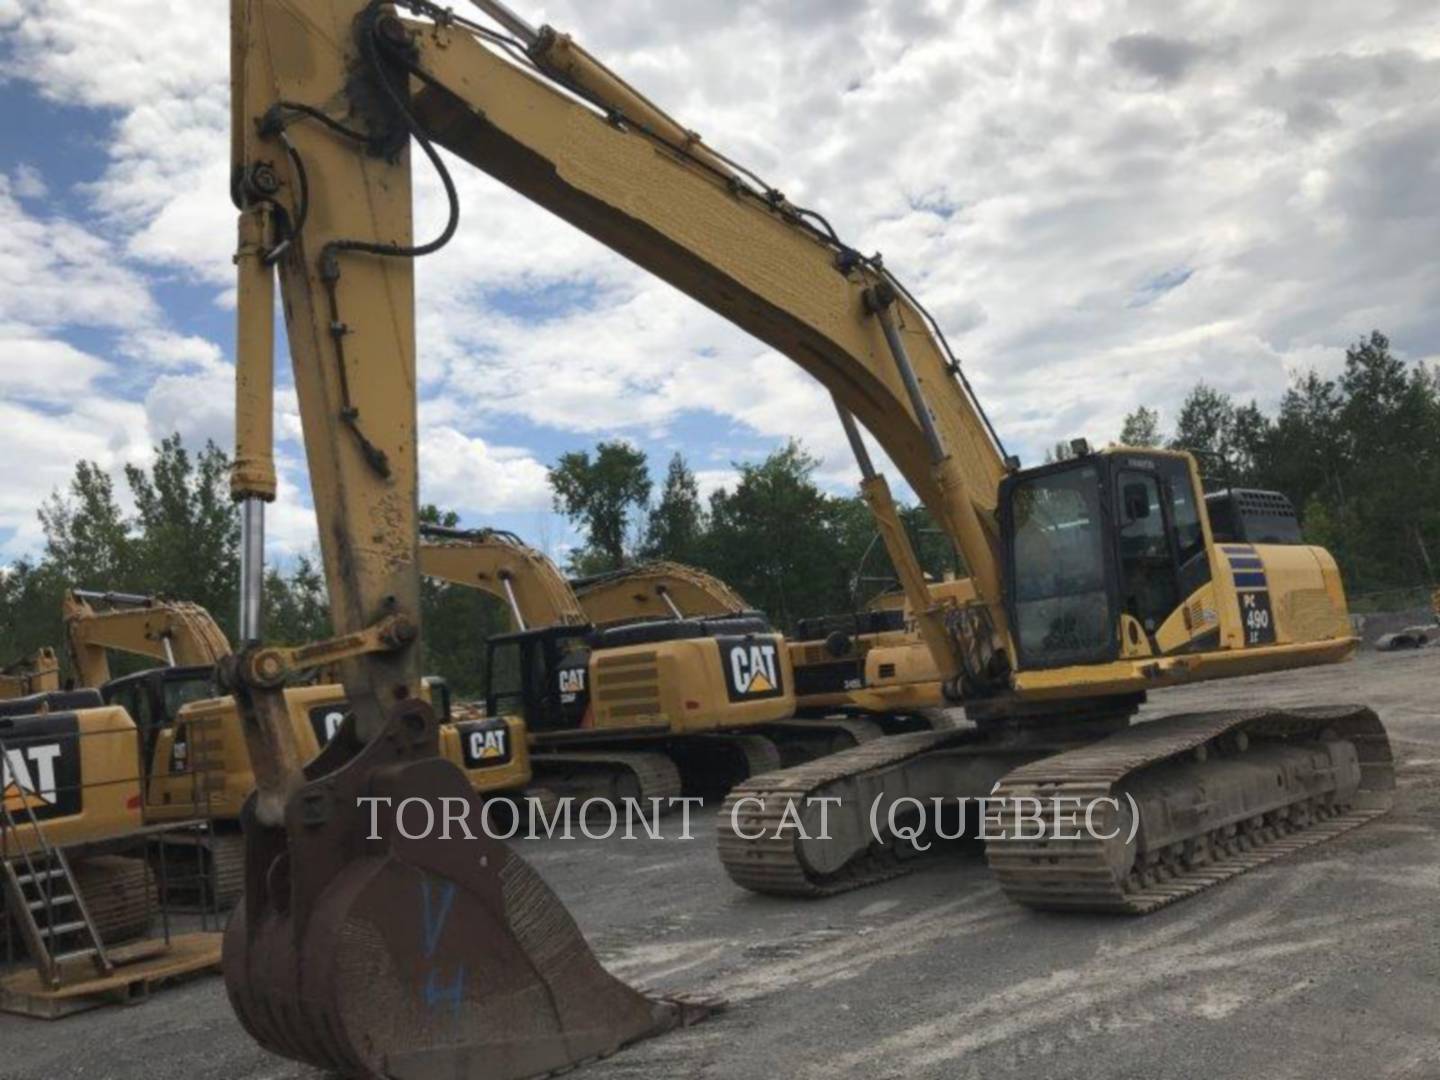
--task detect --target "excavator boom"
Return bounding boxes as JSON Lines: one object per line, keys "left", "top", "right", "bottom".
{"left": 572, "top": 561, "right": 751, "bottom": 625}
{"left": 63, "top": 590, "right": 231, "bottom": 687}
{"left": 419, "top": 524, "right": 587, "bottom": 628}
{"left": 418, "top": 522, "right": 753, "bottom": 630}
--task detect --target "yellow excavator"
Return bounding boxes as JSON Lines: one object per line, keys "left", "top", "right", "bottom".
{"left": 0, "top": 649, "right": 62, "bottom": 700}
{"left": 419, "top": 524, "right": 878, "bottom": 796}
{"left": 790, "top": 582, "right": 956, "bottom": 723}
{"left": 65, "top": 589, "right": 528, "bottom": 903}
{"left": 219, "top": 2, "right": 1391, "bottom": 1075}
{"left": 570, "top": 560, "right": 750, "bottom": 625}
{"left": 1, "top": 688, "right": 158, "bottom": 983}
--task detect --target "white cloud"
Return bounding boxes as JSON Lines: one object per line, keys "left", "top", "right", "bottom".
{"left": 419, "top": 427, "right": 554, "bottom": 515}
{"left": 9, "top": 164, "right": 47, "bottom": 199}
{"left": 3, "top": 0, "right": 1439, "bottom": 564}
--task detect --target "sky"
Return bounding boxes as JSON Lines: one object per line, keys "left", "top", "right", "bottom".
{"left": 1, "top": 0, "right": 1437, "bottom": 567}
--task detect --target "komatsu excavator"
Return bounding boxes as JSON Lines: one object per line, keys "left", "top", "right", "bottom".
{"left": 419, "top": 524, "right": 877, "bottom": 796}
{"left": 221, "top": 2, "right": 1391, "bottom": 1076}
{"left": 0, "top": 649, "right": 61, "bottom": 700}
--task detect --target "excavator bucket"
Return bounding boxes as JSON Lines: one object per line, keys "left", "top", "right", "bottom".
{"left": 223, "top": 700, "right": 709, "bottom": 1079}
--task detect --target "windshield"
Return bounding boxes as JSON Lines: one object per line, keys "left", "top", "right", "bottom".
{"left": 1010, "top": 465, "right": 1113, "bottom": 666}
{"left": 163, "top": 674, "right": 216, "bottom": 724}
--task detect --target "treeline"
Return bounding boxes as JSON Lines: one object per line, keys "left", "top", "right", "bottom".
{"left": 1114, "top": 332, "right": 1439, "bottom": 598}
{"left": 549, "top": 439, "right": 956, "bottom": 629}
{"left": 3, "top": 331, "right": 1430, "bottom": 694}
{"left": 0, "top": 437, "right": 948, "bottom": 696}
{"left": 0, "top": 438, "right": 511, "bottom": 695}
{"left": 0, "top": 436, "right": 330, "bottom": 682}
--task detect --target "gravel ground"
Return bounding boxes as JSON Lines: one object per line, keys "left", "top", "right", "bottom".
{"left": 2, "top": 646, "right": 1436, "bottom": 1080}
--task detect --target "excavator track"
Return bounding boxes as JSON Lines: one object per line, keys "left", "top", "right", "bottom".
{"left": 985, "top": 706, "right": 1393, "bottom": 914}
{"left": 530, "top": 750, "right": 684, "bottom": 807}
{"left": 4, "top": 856, "right": 157, "bottom": 951}
{"left": 154, "top": 829, "right": 246, "bottom": 910}
{"left": 73, "top": 855, "right": 157, "bottom": 944}
{"left": 717, "top": 729, "right": 972, "bottom": 895}
{"left": 724, "top": 733, "right": 784, "bottom": 776}
{"left": 761, "top": 716, "right": 887, "bottom": 766}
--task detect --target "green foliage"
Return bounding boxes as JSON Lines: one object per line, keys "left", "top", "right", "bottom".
{"left": 124, "top": 435, "right": 239, "bottom": 627}
{"left": 563, "top": 441, "right": 961, "bottom": 632}
{"left": 263, "top": 556, "right": 330, "bottom": 648}
{"left": 1118, "top": 405, "right": 1162, "bottom": 448}
{"left": 1169, "top": 382, "right": 1237, "bottom": 460}
{"left": 642, "top": 454, "right": 706, "bottom": 564}
{"left": 2, "top": 434, "right": 336, "bottom": 682}
{"left": 39, "top": 460, "right": 134, "bottom": 588}
{"left": 548, "top": 441, "right": 652, "bottom": 573}
{"left": 1155, "top": 332, "right": 1440, "bottom": 597}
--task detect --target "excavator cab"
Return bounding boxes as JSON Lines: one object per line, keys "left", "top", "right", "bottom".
{"left": 484, "top": 626, "right": 592, "bottom": 732}
{"left": 99, "top": 665, "right": 219, "bottom": 773}
{"left": 1000, "top": 448, "right": 1308, "bottom": 669}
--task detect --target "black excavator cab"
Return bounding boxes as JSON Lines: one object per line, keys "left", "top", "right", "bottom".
{"left": 100, "top": 664, "right": 218, "bottom": 774}
{"left": 483, "top": 625, "right": 593, "bottom": 732}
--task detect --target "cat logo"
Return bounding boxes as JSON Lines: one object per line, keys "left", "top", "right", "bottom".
{"left": 558, "top": 666, "right": 587, "bottom": 704}
{"left": 308, "top": 703, "right": 350, "bottom": 747}
{"left": 2, "top": 714, "right": 82, "bottom": 822}
{"left": 720, "top": 636, "right": 784, "bottom": 701}
{"left": 458, "top": 718, "right": 513, "bottom": 769}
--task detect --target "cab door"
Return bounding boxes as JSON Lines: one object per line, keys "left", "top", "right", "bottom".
{"left": 1113, "top": 467, "right": 1181, "bottom": 639}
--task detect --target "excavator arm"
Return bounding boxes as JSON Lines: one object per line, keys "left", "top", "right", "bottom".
{"left": 394, "top": 6, "right": 1013, "bottom": 683}
{"left": 418, "top": 524, "right": 588, "bottom": 628}
{"left": 63, "top": 590, "right": 231, "bottom": 688}
{"left": 572, "top": 561, "right": 751, "bottom": 625}
{"left": 417, "top": 521, "right": 752, "bottom": 630}
{"left": 225, "top": 4, "right": 704, "bottom": 1075}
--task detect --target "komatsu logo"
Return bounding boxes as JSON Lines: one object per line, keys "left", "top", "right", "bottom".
{"left": 1, "top": 714, "right": 81, "bottom": 822}
{"left": 721, "top": 637, "right": 784, "bottom": 701}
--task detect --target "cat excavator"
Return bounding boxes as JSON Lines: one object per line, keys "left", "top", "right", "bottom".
{"left": 0, "top": 649, "right": 61, "bottom": 700}
{"left": 221, "top": 2, "right": 1391, "bottom": 1076}
{"left": 569, "top": 560, "right": 750, "bottom": 625}
{"left": 418, "top": 525, "right": 879, "bottom": 797}
{"left": 64, "top": 589, "right": 528, "bottom": 903}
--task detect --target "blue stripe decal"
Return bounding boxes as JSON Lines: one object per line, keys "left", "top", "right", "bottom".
{"left": 1226, "top": 556, "right": 1264, "bottom": 569}
{"left": 1233, "top": 571, "right": 1268, "bottom": 589}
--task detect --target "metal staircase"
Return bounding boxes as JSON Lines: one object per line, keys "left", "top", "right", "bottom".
{"left": 1, "top": 738, "right": 113, "bottom": 989}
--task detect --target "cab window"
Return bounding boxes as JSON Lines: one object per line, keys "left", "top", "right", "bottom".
{"left": 1008, "top": 464, "right": 1114, "bottom": 666}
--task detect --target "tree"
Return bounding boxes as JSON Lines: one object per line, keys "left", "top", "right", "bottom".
{"left": 263, "top": 556, "right": 331, "bottom": 647}
{"left": 643, "top": 453, "right": 706, "bottom": 563}
{"left": 38, "top": 460, "right": 135, "bottom": 590}
{"left": 1118, "top": 406, "right": 1161, "bottom": 447}
{"left": 1169, "top": 382, "right": 1236, "bottom": 460}
{"left": 1229, "top": 401, "right": 1272, "bottom": 484}
{"left": 125, "top": 435, "right": 239, "bottom": 631}
{"left": 701, "top": 441, "right": 851, "bottom": 627}
{"left": 548, "top": 441, "right": 651, "bottom": 573}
